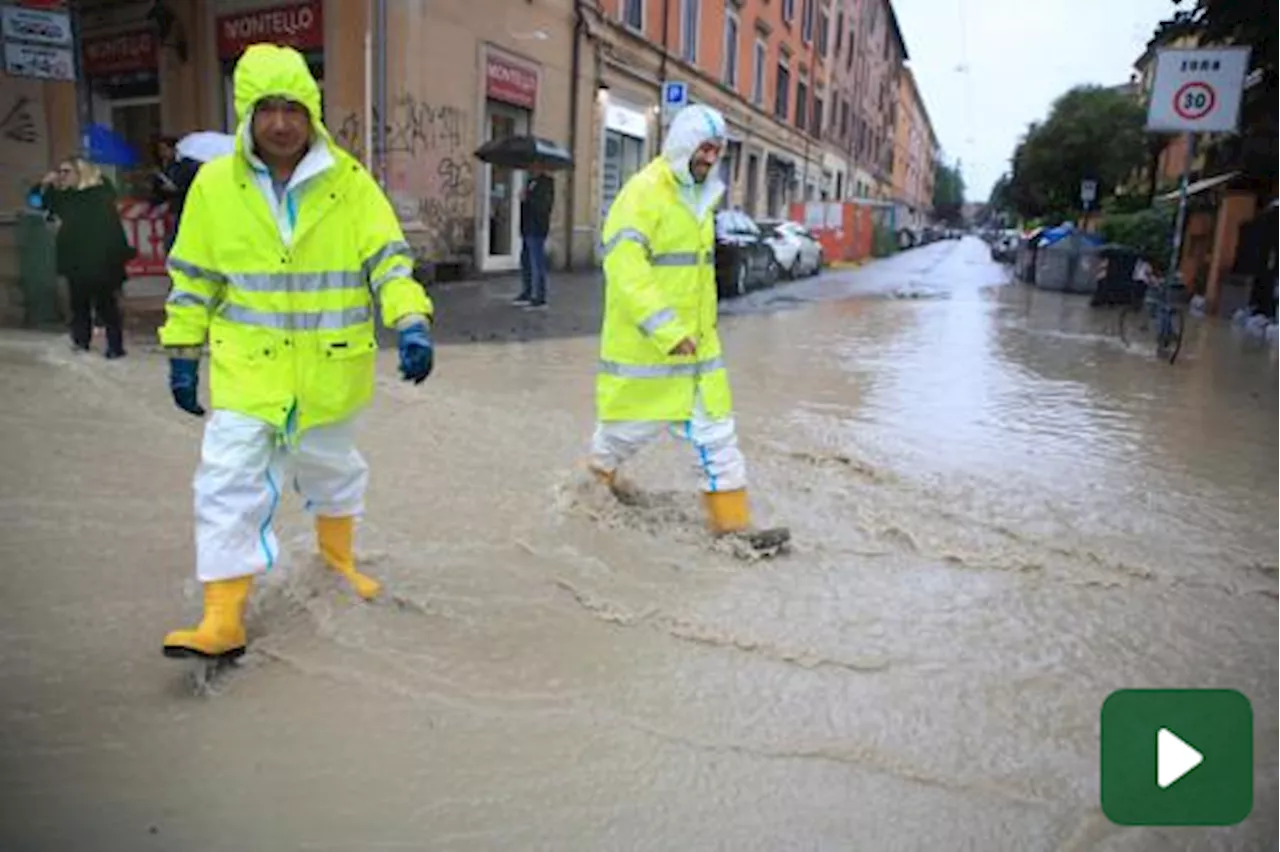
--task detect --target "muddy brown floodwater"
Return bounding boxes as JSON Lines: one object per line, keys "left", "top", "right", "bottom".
{"left": 0, "top": 238, "right": 1274, "bottom": 850}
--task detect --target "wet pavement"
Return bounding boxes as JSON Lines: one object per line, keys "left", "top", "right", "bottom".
{"left": 0, "top": 237, "right": 1275, "bottom": 850}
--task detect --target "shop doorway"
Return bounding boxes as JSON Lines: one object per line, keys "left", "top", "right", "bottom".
{"left": 90, "top": 95, "right": 160, "bottom": 197}
{"left": 481, "top": 100, "right": 530, "bottom": 271}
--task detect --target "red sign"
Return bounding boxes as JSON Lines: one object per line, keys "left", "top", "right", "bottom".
{"left": 216, "top": 0, "right": 323, "bottom": 60}
{"left": 486, "top": 55, "right": 538, "bottom": 110}
{"left": 82, "top": 31, "right": 157, "bottom": 77}
{"left": 118, "top": 199, "right": 171, "bottom": 277}
{"left": 1173, "top": 81, "right": 1216, "bottom": 121}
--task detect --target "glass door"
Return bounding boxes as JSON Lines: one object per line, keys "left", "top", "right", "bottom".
{"left": 482, "top": 101, "right": 529, "bottom": 271}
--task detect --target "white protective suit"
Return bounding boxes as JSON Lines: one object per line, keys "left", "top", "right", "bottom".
{"left": 190, "top": 136, "right": 374, "bottom": 583}
{"left": 589, "top": 105, "right": 747, "bottom": 494}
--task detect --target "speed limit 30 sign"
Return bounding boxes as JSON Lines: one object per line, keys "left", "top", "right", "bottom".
{"left": 1146, "top": 47, "right": 1251, "bottom": 133}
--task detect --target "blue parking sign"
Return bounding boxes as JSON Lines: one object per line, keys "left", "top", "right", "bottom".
{"left": 663, "top": 81, "right": 687, "bottom": 108}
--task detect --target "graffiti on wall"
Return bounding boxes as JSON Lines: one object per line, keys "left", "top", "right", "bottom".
{"left": 0, "top": 85, "right": 48, "bottom": 211}
{"left": 1, "top": 96, "right": 39, "bottom": 145}
{"left": 331, "top": 97, "right": 475, "bottom": 263}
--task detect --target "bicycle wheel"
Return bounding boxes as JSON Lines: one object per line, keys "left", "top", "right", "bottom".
{"left": 1157, "top": 307, "right": 1185, "bottom": 364}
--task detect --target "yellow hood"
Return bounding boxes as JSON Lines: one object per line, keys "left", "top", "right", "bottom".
{"left": 232, "top": 44, "right": 328, "bottom": 145}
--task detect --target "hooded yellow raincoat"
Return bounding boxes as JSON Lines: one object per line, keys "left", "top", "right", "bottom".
{"left": 159, "top": 44, "right": 431, "bottom": 434}
{"left": 597, "top": 105, "right": 731, "bottom": 422}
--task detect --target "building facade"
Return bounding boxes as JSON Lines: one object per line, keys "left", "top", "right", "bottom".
{"left": 3, "top": 0, "right": 938, "bottom": 294}
{"left": 588, "top": 0, "right": 834, "bottom": 227}
{"left": 890, "top": 65, "right": 936, "bottom": 232}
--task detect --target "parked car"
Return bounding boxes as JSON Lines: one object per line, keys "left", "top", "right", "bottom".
{"left": 990, "top": 230, "right": 1019, "bottom": 263}
{"left": 757, "top": 219, "right": 824, "bottom": 278}
{"left": 715, "top": 210, "right": 779, "bottom": 298}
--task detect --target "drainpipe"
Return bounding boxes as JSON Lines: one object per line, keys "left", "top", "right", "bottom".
{"left": 565, "top": 2, "right": 587, "bottom": 271}
{"left": 373, "top": 0, "right": 388, "bottom": 187}
{"left": 70, "top": 1, "right": 92, "bottom": 152}
{"left": 656, "top": 0, "right": 670, "bottom": 149}
{"left": 363, "top": 0, "right": 373, "bottom": 171}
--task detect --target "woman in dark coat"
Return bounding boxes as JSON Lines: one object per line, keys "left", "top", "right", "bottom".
{"left": 38, "top": 157, "right": 133, "bottom": 358}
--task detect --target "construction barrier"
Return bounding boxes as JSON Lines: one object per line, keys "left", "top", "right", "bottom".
{"left": 118, "top": 199, "right": 172, "bottom": 277}
{"left": 787, "top": 201, "right": 876, "bottom": 264}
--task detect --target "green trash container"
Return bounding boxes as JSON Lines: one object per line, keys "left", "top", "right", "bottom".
{"left": 16, "top": 211, "right": 61, "bottom": 329}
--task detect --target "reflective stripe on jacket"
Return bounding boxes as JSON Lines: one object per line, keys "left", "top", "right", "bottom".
{"left": 158, "top": 44, "right": 432, "bottom": 434}
{"left": 597, "top": 157, "right": 731, "bottom": 422}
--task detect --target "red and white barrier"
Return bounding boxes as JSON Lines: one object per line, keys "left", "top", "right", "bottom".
{"left": 118, "top": 198, "right": 172, "bottom": 276}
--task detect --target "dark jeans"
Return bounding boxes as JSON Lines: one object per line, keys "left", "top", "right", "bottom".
{"left": 519, "top": 235, "right": 549, "bottom": 303}
{"left": 68, "top": 275, "right": 123, "bottom": 354}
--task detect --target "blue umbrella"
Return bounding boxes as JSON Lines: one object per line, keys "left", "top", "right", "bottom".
{"left": 82, "top": 123, "right": 139, "bottom": 168}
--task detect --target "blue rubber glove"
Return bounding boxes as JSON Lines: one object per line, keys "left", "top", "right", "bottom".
{"left": 398, "top": 322, "right": 434, "bottom": 384}
{"left": 168, "top": 357, "right": 206, "bottom": 417}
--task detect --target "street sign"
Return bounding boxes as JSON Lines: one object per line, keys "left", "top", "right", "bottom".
{"left": 661, "top": 80, "right": 688, "bottom": 124}
{"left": 1146, "top": 47, "right": 1250, "bottom": 133}
{"left": 662, "top": 80, "right": 688, "bottom": 110}
{"left": 1080, "top": 179, "right": 1097, "bottom": 205}
{"left": 1, "top": 5, "right": 71, "bottom": 46}
{"left": 3, "top": 39, "right": 73, "bottom": 80}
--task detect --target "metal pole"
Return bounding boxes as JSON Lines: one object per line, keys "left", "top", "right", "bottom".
{"left": 1164, "top": 132, "right": 1196, "bottom": 293}
{"left": 363, "top": 0, "right": 374, "bottom": 171}
{"left": 70, "top": 0, "right": 92, "bottom": 153}
{"left": 565, "top": 1, "right": 584, "bottom": 272}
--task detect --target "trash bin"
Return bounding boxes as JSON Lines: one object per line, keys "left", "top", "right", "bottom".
{"left": 16, "top": 211, "right": 61, "bottom": 329}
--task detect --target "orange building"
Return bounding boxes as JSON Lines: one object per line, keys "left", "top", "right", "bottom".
{"left": 591, "top": 0, "right": 833, "bottom": 220}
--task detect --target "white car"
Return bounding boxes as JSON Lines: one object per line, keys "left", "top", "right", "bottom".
{"left": 758, "top": 219, "right": 824, "bottom": 278}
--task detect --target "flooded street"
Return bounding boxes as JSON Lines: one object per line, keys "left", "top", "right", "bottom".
{"left": 0, "top": 237, "right": 1274, "bottom": 850}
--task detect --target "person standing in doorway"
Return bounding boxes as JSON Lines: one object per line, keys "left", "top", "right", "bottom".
{"left": 514, "top": 164, "right": 554, "bottom": 309}
{"left": 158, "top": 44, "right": 436, "bottom": 663}
{"left": 37, "top": 157, "right": 133, "bottom": 359}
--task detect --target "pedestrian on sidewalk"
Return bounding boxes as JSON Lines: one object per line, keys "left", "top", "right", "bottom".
{"left": 158, "top": 44, "right": 436, "bottom": 663}
{"left": 586, "top": 105, "right": 788, "bottom": 549}
{"left": 149, "top": 135, "right": 201, "bottom": 253}
{"left": 514, "top": 164, "right": 554, "bottom": 309}
{"left": 36, "top": 157, "right": 133, "bottom": 359}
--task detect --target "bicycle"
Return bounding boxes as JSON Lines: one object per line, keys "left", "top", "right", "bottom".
{"left": 1118, "top": 274, "right": 1185, "bottom": 364}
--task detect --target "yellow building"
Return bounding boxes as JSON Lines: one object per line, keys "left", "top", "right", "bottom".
{"left": 890, "top": 65, "right": 936, "bottom": 233}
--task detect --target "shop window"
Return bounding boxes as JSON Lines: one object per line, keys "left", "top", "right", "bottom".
{"left": 775, "top": 59, "right": 790, "bottom": 120}
{"left": 602, "top": 130, "right": 645, "bottom": 219}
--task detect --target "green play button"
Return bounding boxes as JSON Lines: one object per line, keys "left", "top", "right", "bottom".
{"left": 1101, "top": 689, "right": 1253, "bottom": 826}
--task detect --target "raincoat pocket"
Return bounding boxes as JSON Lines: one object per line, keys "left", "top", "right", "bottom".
{"left": 208, "top": 329, "right": 294, "bottom": 425}
{"left": 298, "top": 327, "right": 378, "bottom": 430}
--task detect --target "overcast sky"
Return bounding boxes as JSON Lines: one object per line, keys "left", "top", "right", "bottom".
{"left": 892, "top": 0, "right": 1177, "bottom": 201}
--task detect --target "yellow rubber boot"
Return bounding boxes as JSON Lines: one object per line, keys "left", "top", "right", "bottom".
{"left": 588, "top": 464, "right": 616, "bottom": 488}
{"left": 317, "top": 515, "right": 381, "bottom": 601}
{"left": 703, "top": 488, "right": 752, "bottom": 535}
{"left": 162, "top": 577, "right": 253, "bottom": 660}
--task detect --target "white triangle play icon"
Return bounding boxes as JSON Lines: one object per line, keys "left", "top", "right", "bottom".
{"left": 1157, "top": 727, "right": 1204, "bottom": 788}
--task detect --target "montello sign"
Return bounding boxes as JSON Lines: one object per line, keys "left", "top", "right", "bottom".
{"left": 216, "top": 0, "right": 324, "bottom": 60}
{"left": 83, "top": 31, "right": 156, "bottom": 76}
{"left": 486, "top": 55, "right": 538, "bottom": 110}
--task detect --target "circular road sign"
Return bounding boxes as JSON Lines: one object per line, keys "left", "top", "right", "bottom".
{"left": 1173, "top": 81, "right": 1217, "bottom": 121}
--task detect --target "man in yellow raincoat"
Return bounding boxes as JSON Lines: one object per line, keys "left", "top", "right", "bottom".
{"left": 158, "top": 44, "right": 435, "bottom": 661}
{"left": 588, "top": 104, "right": 788, "bottom": 549}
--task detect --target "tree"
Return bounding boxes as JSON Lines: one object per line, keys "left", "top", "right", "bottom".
{"left": 933, "top": 161, "right": 965, "bottom": 225}
{"left": 984, "top": 174, "right": 1015, "bottom": 227}
{"left": 1005, "top": 86, "right": 1148, "bottom": 222}
{"left": 1173, "top": 0, "right": 1275, "bottom": 94}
